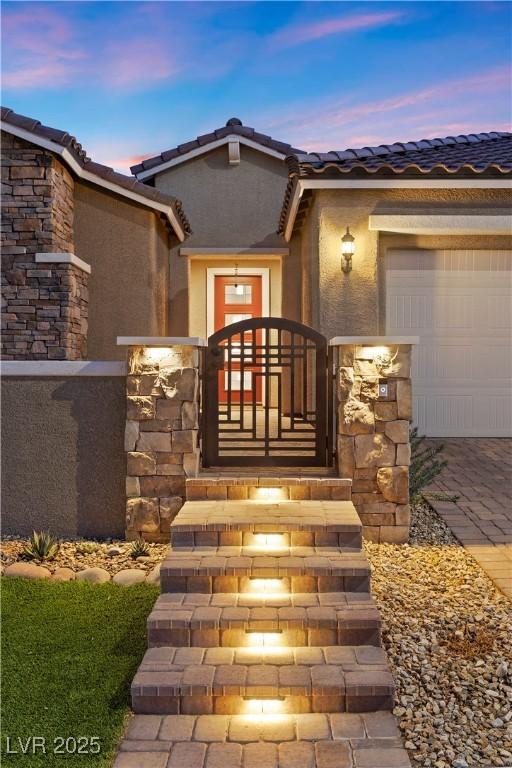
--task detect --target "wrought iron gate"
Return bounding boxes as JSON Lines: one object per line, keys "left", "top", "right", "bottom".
{"left": 202, "top": 317, "right": 333, "bottom": 467}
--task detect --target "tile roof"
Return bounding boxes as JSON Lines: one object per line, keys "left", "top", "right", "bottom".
{"left": 279, "top": 131, "right": 512, "bottom": 235}
{"left": 288, "top": 132, "right": 512, "bottom": 177}
{"left": 1, "top": 107, "right": 191, "bottom": 238}
{"left": 130, "top": 117, "right": 304, "bottom": 176}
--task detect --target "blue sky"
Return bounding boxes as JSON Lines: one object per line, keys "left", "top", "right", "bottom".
{"left": 2, "top": 1, "right": 511, "bottom": 172}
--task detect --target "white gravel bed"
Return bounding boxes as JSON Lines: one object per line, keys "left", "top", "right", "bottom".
{"left": 365, "top": 502, "right": 512, "bottom": 767}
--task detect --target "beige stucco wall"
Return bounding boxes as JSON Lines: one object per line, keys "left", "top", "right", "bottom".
{"left": 306, "top": 188, "right": 512, "bottom": 339}
{"left": 1, "top": 376, "right": 126, "bottom": 538}
{"left": 74, "top": 182, "right": 172, "bottom": 359}
{"left": 152, "top": 144, "right": 289, "bottom": 335}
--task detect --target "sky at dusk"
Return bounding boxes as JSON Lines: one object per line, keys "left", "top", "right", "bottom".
{"left": 2, "top": 1, "right": 511, "bottom": 173}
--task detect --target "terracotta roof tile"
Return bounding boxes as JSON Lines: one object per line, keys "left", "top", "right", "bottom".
{"left": 130, "top": 117, "right": 303, "bottom": 176}
{"left": 288, "top": 132, "right": 512, "bottom": 177}
{"left": 279, "top": 131, "right": 512, "bottom": 235}
{"left": 1, "top": 106, "right": 191, "bottom": 237}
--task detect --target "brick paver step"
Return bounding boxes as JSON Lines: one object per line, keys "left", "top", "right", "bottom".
{"left": 186, "top": 476, "right": 352, "bottom": 502}
{"left": 131, "top": 645, "right": 394, "bottom": 715}
{"left": 147, "top": 592, "right": 381, "bottom": 648}
{"left": 115, "top": 712, "right": 411, "bottom": 767}
{"left": 171, "top": 500, "right": 361, "bottom": 550}
{"left": 160, "top": 547, "right": 370, "bottom": 594}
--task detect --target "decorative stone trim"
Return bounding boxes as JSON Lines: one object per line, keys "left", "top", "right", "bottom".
{"left": 1, "top": 360, "right": 126, "bottom": 376}
{"left": 35, "top": 252, "right": 91, "bottom": 274}
{"left": 331, "top": 340, "right": 416, "bottom": 544}
{"left": 123, "top": 343, "right": 203, "bottom": 541}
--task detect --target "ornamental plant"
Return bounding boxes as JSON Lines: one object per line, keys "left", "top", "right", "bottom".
{"left": 409, "top": 427, "right": 448, "bottom": 503}
{"left": 130, "top": 537, "right": 150, "bottom": 559}
{"left": 22, "top": 531, "right": 60, "bottom": 562}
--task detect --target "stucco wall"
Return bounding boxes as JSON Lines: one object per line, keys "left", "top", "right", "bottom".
{"left": 74, "top": 182, "right": 171, "bottom": 359}
{"left": 309, "top": 188, "right": 512, "bottom": 340}
{"left": 1, "top": 376, "right": 126, "bottom": 538}
{"left": 153, "top": 144, "right": 289, "bottom": 335}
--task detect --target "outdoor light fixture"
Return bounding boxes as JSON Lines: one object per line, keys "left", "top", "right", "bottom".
{"left": 252, "top": 534, "right": 286, "bottom": 550}
{"left": 341, "top": 227, "right": 355, "bottom": 273}
{"left": 253, "top": 487, "right": 285, "bottom": 501}
{"left": 248, "top": 578, "right": 286, "bottom": 594}
{"left": 243, "top": 697, "right": 285, "bottom": 715}
{"left": 245, "top": 630, "right": 283, "bottom": 647}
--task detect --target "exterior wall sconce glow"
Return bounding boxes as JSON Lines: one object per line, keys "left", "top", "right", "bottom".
{"left": 341, "top": 227, "right": 355, "bottom": 273}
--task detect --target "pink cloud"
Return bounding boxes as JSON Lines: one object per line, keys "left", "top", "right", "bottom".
{"left": 102, "top": 152, "right": 157, "bottom": 175}
{"left": 101, "top": 39, "right": 179, "bottom": 88}
{"left": 1, "top": 6, "right": 88, "bottom": 88}
{"left": 264, "top": 65, "right": 512, "bottom": 151}
{"left": 1, "top": 5, "right": 179, "bottom": 90}
{"left": 269, "top": 11, "right": 404, "bottom": 48}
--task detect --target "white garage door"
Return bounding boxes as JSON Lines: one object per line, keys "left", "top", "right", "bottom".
{"left": 386, "top": 250, "right": 512, "bottom": 437}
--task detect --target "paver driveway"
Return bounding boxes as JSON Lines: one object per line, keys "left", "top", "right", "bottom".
{"left": 426, "top": 438, "right": 512, "bottom": 599}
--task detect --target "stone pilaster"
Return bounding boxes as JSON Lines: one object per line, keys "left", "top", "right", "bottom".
{"left": 332, "top": 339, "right": 415, "bottom": 544}
{"left": 124, "top": 342, "right": 202, "bottom": 541}
{"left": 1, "top": 131, "right": 89, "bottom": 360}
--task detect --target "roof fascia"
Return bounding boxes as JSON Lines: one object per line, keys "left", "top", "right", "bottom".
{"left": 135, "top": 134, "right": 286, "bottom": 180}
{"left": 1, "top": 121, "right": 186, "bottom": 242}
{"left": 283, "top": 177, "right": 512, "bottom": 241}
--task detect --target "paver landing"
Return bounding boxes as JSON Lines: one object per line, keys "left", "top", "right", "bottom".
{"left": 426, "top": 438, "right": 512, "bottom": 599}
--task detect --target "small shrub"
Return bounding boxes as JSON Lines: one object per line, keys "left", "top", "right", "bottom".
{"left": 443, "top": 625, "right": 495, "bottom": 659}
{"left": 76, "top": 541, "right": 100, "bottom": 555}
{"left": 130, "top": 538, "right": 150, "bottom": 559}
{"left": 409, "top": 427, "right": 448, "bottom": 503}
{"left": 21, "top": 531, "right": 59, "bottom": 562}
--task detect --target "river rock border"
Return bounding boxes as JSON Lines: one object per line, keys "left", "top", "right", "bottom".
{"left": 3, "top": 561, "right": 161, "bottom": 585}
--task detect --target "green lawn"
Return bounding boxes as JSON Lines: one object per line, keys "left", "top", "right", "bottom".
{"left": 1, "top": 577, "right": 158, "bottom": 766}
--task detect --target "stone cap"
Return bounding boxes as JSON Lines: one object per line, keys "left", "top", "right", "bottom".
{"left": 329, "top": 336, "right": 419, "bottom": 346}
{"left": 35, "top": 252, "right": 91, "bottom": 274}
{"left": 117, "top": 336, "right": 207, "bottom": 347}
{"left": 1, "top": 361, "right": 126, "bottom": 376}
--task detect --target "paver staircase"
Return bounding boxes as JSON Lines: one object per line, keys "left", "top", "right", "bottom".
{"left": 116, "top": 478, "right": 411, "bottom": 768}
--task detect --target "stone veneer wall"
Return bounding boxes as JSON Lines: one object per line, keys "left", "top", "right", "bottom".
{"left": 125, "top": 344, "right": 201, "bottom": 541}
{"left": 1, "top": 131, "right": 88, "bottom": 359}
{"left": 334, "top": 343, "right": 412, "bottom": 543}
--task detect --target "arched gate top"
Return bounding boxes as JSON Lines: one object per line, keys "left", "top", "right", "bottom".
{"left": 208, "top": 316, "right": 327, "bottom": 347}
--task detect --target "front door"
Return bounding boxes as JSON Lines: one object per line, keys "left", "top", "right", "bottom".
{"left": 214, "top": 275, "right": 263, "bottom": 403}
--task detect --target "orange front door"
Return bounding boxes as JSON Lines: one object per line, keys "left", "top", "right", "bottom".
{"left": 214, "top": 275, "right": 263, "bottom": 403}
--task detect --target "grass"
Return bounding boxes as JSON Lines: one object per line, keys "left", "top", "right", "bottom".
{"left": 1, "top": 577, "right": 158, "bottom": 766}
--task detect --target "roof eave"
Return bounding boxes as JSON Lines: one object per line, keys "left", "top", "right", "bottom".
{"left": 280, "top": 172, "right": 512, "bottom": 242}
{"left": 1, "top": 120, "right": 188, "bottom": 242}
{"left": 132, "top": 134, "right": 292, "bottom": 180}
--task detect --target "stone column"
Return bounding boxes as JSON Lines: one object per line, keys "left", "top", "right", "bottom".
{"left": 331, "top": 338, "right": 417, "bottom": 544}
{"left": 1, "top": 131, "right": 89, "bottom": 360}
{"left": 121, "top": 339, "right": 204, "bottom": 541}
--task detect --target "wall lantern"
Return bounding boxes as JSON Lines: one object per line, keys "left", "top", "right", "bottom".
{"left": 341, "top": 227, "right": 355, "bottom": 274}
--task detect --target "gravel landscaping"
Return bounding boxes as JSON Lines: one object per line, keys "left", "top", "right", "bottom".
{"left": 366, "top": 501, "right": 512, "bottom": 768}
{"left": 0, "top": 538, "right": 168, "bottom": 584}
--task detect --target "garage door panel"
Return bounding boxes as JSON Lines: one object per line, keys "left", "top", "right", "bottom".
{"left": 387, "top": 250, "right": 512, "bottom": 437}
{"left": 413, "top": 389, "right": 512, "bottom": 437}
